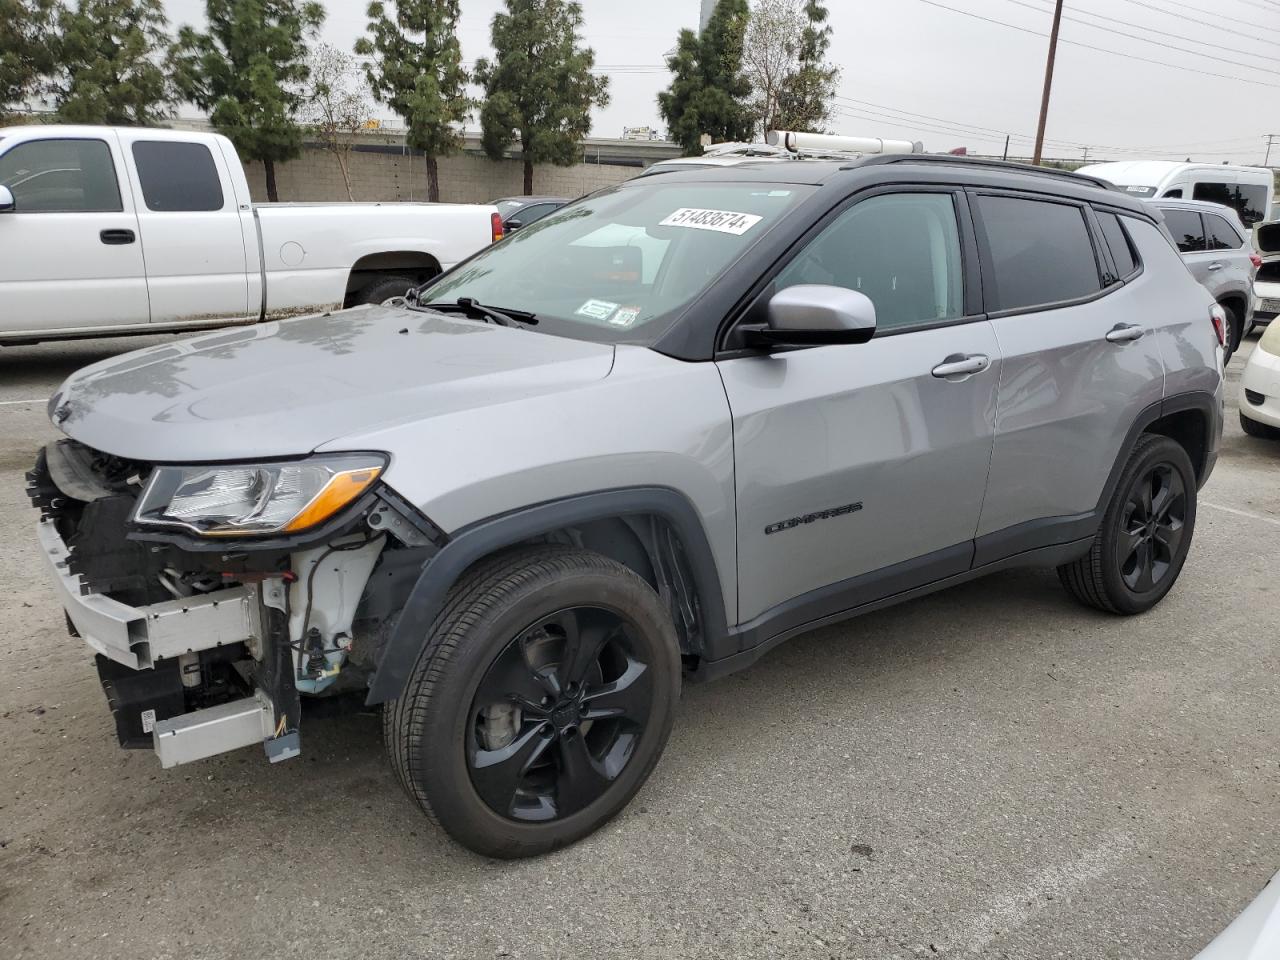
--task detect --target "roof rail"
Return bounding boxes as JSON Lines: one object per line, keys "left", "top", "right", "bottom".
{"left": 849, "top": 153, "right": 1116, "bottom": 190}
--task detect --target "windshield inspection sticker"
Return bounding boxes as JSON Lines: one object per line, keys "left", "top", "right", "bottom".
{"left": 659, "top": 207, "right": 763, "bottom": 236}
{"left": 575, "top": 299, "right": 619, "bottom": 321}
{"left": 610, "top": 306, "right": 641, "bottom": 328}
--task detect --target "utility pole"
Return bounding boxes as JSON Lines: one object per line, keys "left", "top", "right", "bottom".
{"left": 1002, "top": 134, "right": 1010, "bottom": 161}
{"left": 1081, "top": 145, "right": 1090, "bottom": 164}
{"left": 1033, "top": 0, "right": 1065, "bottom": 166}
{"left": 1265, "top": 133, "right": 1279, "bottom": 167}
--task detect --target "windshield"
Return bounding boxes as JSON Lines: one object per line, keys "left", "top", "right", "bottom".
{"left": 418, "top": 180, "right": 814, "bottom": 344}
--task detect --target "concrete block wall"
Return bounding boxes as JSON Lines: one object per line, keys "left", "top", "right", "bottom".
{"left": 242, "top": 144, "right": 647, "bottom": 205}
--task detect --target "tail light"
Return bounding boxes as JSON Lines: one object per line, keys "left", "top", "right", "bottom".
{"left": 490, "top": 212, "right": 504, "bottom": 243}
{"left": 1251, "top": 252, "right": 1263, "bottom": 270}
{"left": 1210, "top": 303, "right": 1227, "bottom": 347}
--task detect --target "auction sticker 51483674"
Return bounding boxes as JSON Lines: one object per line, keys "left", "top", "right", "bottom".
{"left": 659, "top": 208, "right": 764, "bottom": 236}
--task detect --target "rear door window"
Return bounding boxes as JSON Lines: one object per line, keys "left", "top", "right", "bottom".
{"left": 975, "top": 194, "right": 1102, "bottom": 312}
{"left": 1096, "top": 211, "right": 1139, "bottom": 279}
{"left": 131, "top": 141, "right": 225, "bottom": 212}
{"left": 1162, "top": 209, "right": 1206, "bottom": 253}
{"left": 1205, "top": 213, "right": 1244, "bottom": 250}
{"left": 0, "top": 138, "right": 122, "bottom": 212}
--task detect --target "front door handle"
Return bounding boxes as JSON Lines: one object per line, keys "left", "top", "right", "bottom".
{"left": 1105, "top": 323, "right": 1146, "bottom": 343}
{"left": 100, "top": 229, "right": 135, "bottom": 245}
{"left": 931, "top": 354, "right": 990, "bottom": 379}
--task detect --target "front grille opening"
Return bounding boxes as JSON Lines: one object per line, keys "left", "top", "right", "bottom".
{"left": 1245, "top": 389, "right": 1266, "bottom": 407}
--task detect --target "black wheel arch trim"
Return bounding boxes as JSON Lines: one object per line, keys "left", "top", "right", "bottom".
{"left": 364, "top": 486, "right": 728, "bottom": 706}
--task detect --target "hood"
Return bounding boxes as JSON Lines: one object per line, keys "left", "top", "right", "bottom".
{"left": 52, "top": 306, "right": 616, "bottom": 462}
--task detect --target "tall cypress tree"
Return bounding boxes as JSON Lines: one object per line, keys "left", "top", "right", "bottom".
{"left": 54, "top": 0, "right": 174, "bottom": 126}
{"left": 0, "top": 0, "right": 57, "bottom": 118}
{"left": 355, "top": 0, "right": 469, "bottom": 203}
{"left": 658, "top": 0, "right": 752, "bottom": 156}
{"left": 175, "top": 0, "right": 324, "bottom": 202}
{"left": 775, "top": 0, "right": 839, "bottom": 133}
{"left": 473, "top": 0, "right": 609, "bottom": 196}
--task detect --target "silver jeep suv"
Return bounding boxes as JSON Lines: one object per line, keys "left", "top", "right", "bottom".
{"left": 30, "top": 156, "right": 1225, "bottom": 857}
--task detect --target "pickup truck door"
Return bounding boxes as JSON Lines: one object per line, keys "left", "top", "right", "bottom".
{"left": 0, "top": 132, "right": 149, "bottom": 334}
{"left": 115, "top": 132, "right": 252, "bottom": 326}
{"left": 718, "top": 189, "right": 999, "bottom": 626}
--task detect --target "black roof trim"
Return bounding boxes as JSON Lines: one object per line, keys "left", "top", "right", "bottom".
{"left": 847, "top": 154, "right": 1115, "bottom": 191}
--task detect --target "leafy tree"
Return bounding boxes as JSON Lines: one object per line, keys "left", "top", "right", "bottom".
{"left": 54, "top": 0, "right": 174, "bottom": 126}
{"left": 657, "top": 0, "right": 752, "bottom": 156}
{"left": 0, "top": 0, "right": 58, "bottom": 119}
{"left": 301, "top": 43, "right": 373, "bottom": 201}
{"left": 474, "top": 0, "right": 609, "bottom": 196}
{"left": 774, "top": 0, "right": 839, "bottom": 134}
{"left": 355, "top": 0, "right": 468, "bottom": 203}
{"left": 175, "top": 0, "right": 324, "bottom": 202}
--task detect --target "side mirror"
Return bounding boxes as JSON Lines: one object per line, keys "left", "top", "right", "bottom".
{"left": 748, "top": 284, "right": 877, "bottom": 347}
{"left": 505, "top": 218, "right": 523, "bottom": 231}
{"left": 0, "top": 185, "right": 14, "bottom": 213}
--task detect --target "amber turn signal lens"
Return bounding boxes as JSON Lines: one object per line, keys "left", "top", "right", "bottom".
{"left": 283, "top": 467, "right": 381, "bottom": 533}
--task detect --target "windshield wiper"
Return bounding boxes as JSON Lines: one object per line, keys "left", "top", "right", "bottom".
{"left": 416, "top": 297, "right": 538, "bottom": 327}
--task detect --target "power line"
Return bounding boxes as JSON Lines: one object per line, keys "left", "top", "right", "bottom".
{"left": 1114, "top": 0, "right": 1280, "bottom": 39}
{"left": 1007, "top": 0, "right": 1280, "bottom": 67}
{"left": 911, "top": 0, "right": 1280, "bottom": 90}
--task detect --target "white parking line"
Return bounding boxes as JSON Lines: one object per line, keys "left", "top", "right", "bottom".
{"left": 0, "top": 398, "right": 47, "bottom": 406}
{"left": 1203, "top": 501, "right": 1280, "bottom": 528}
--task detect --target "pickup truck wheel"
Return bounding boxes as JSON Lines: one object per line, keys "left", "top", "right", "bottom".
{"left": 383, "top": 545, "right": 680, "bottom": 858}
{"left": 355, "top": 276, "right": 417, "bottom": 306}
{"left": 1057, "top": 434, "right": 1196, "bottom": 615}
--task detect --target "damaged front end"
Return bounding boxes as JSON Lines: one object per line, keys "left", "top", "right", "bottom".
{"left": 28, "top": 440, "right": 443, "bottom": 768}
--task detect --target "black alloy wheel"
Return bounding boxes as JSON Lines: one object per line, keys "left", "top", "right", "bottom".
{"left": 384, "top": 545, "right": 680, "bottom": 858}
{"left": 1058, "top": 433, "right": 1197, "bottom": 615}
{"left": 1115, "top": 462, "right": 1187, "bottom": 594}
{"left": 467, "top": 606, "right": 654, "bottom": 822}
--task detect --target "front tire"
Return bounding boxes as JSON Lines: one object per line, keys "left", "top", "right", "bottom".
{"left": 384, "top": 545, "right": 681, "bottom": 858}
{"left": 354, "top": 275, "right": 417, "bottom": 306}
{"left": 1058, "top": 434, "right": 1197, "bottom": 615}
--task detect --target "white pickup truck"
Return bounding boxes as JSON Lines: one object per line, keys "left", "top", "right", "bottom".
{"left": 0, "top": 125, "right": 502, "bottom": 344}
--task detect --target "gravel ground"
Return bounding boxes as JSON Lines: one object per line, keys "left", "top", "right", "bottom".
{"left": 1, "top": 332, "right": 1277, "bottom": 960}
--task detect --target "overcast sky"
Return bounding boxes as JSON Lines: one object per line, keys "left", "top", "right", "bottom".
{"left": 163, "top": 0, "right": 1279, "bottom": 164}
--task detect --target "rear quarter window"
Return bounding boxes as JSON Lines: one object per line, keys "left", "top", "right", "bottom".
{"left": 1205, "top": 214, "right": 1245, "bottom": 250}
{"left": 975, "top": 194, "right": 1102, "bottom": 312}
{"left": 1096, "top": 211, "right": 1140, "bottom": 279}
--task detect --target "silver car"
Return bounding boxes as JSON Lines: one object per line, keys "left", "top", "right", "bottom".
{"left": 30, "top": 156, "right": 1225, "bottom": 857}
{"left": 1150, "top": 197, "right": 1259, "bottom": 359}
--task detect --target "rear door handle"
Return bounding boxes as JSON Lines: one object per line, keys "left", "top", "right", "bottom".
{"left": 1105, "top": 323, "right": 1146, "bottom": 343}
{"left": 931, "top": 354, "right": 990, "bottom": 379}
{"left": 1207, "top": 262, "right": 1224, "bottom": 271}
{"left": 100, "top": 229, "right": 135, "bottom": 245}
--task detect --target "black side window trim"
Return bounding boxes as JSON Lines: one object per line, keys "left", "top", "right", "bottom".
{"left": 968, "top": 187, "right": 1119, "bottom": 319}
{"left": 0, "top": 136, "right": 124, "bottom": 214}
{"left": 714, "top": 182, "right": 985, "bottom": 356}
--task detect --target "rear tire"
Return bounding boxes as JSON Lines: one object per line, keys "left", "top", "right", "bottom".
{"left": 354, "top": 275, "right": 417, "bottom": 306}
{"left": 1240, "top": 410, "right": 1280, "bottom": 440}
{"left": 1058, "top": 434, "right": 1197, "bottom": 615}
{"left": 1221, "top": 303, "right": 1242, "bottom": 363}
{"left": 384, "top": 545, "right": 681, "bottom": 859}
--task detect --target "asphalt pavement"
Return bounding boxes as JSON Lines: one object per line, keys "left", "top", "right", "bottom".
{"left": 1, "top": 332, "right": 1277, "bottom": 960}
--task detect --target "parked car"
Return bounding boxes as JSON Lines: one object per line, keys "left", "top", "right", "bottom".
{"left": 30, "top": 155, "right": 1223, "bottom": 858}
{"left": 0, "top": 125, "right": 502, "bottom": 345}
{"left": 1192, "top": 868, "right": 1280, "bottom": 958}
{"left": 1149, "top": 198, "right": 1258, "bottom": 359}
{"left": 1253, "top": 221, "right": 1280, "bottom": 330}
{"left": 492, "top": 195, "right": 570, "bottom": 231}
{"left": 1079, "top": 160, "right": 1274, "bottom": 230}
{"left": 1240, "top": 316, "right": 1280, "bottom": 439}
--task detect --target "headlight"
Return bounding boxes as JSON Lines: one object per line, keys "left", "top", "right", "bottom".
{"left": 133, "top": 455, "right": 385, "bottom": 537}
